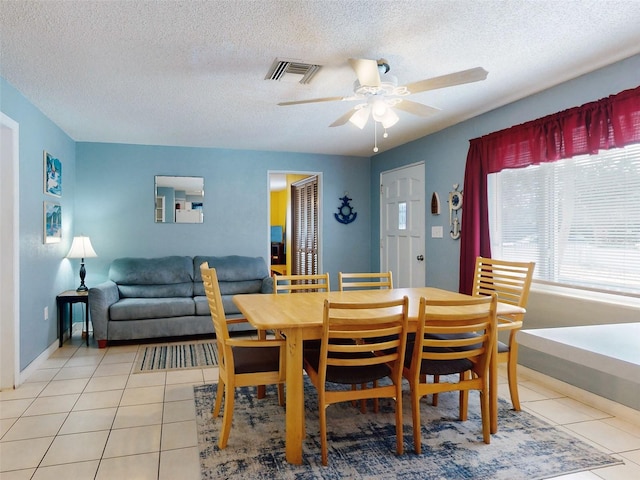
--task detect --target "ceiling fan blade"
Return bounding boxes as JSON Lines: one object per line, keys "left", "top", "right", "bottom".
{"left": 394, "top": 100, "right": 441, "bottom": 117}
{"left": 349, "top": 58, "right": 381, "bottom": 87}
{"left": 404, "top": 67, "right": 488, "bottom": 94}
{"left": 329, "top": 108, "right": 359, "bottom": 127}
{"left": 278, "top": 96, "right": 346, "bottom": 106}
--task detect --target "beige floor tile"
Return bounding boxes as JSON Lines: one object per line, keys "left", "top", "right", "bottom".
{"left": 620, "top": 449, "right": 640, "bottom": 466}
{"left": 164, "top": 383, "right": 196, "bottom": 402}
{"left": 64, "top": 355, "right": 103, "bottom": 368}
{"left": 59, "top": 407, "right": 117, "bottom": 434}
{"left": 40, "top": 430, "right": 109, "bottom": 466}
{"left": 0, "top": 399, "right": 33, "bottom": 419}
{"left": 84, "top": 374, "right": 129, "bottom": 392}
{"left": 0, "top": 437, "right": 53, "bottom": 471}
{"left": 22, "top": 394, "right": 80, "bottom": 416}
{"left": 39, "top": 377, "right": 89, "bottom": 397}
{"left": 603, "top": 417, "right": 640, "bottom": 438}
{"left": 165, "top": 368, "right": 205, "bottom": 385}
{"left": 120, "top": 385, "right": 165, "bottom": 406}
{"left": 23, "top": 369, "right": 59, "bottom": 383}
{"left": 551, "top": 472, "right": 602, "bottom": 479}
{"left": 160, "top": 420, "right": 197, "bottom": 450}
{"left": 0, "top": 417, "right": 17, "bottom": 438}
{"left": 95, "top": 452, "right": 159, "bottom": 480}
{"left": 112, "top": 403, "right": 163, "bottom": 429}
{"left": 591, "top": 453, "right": 640, "bottom": 479}
{"left": 0, "top": 382, "right": 47, "bottom": 401}
{"left": 93, "top": 362, "right": 134, "bottom": 377}
{"left": 202, "top": 367, "right": 218, "bottom": 383}
{"left": 52, "top": 365, "right": 97, "bottom": 380}
{"left": 100, "top": 352, "right": 137, "bottom": 365}
{"left": 565, "top": 420, "right": 640, "bottom": 453}
{"left": 39, "top": 358, "right": 68, "bottom": 369}
{"left": 0, "top": 413, "right": 66, "bottom": 441}
{"left": 73, "top": 389, "right": 123, "bottom": 411}
{"left": 103, "top": 424, "right": 161, "bottom": 458}
{"left": 163, "top": 399, "right": 196, "bottom": 423}
{"left": 0, "top": 468, "right": 36, "bottom": 479}
{"left": 159, "top": 446, "right": 200, "bottom": 480}
{"left": 523, "top": 398, "right": 602, "bottom": 424}
{"left": 30, "top": 460, "right": 99, "bottom": 480}
{"left": 554, "top": 397, "right": 612, "bottom": 421}
{"left": 126, "top": 371, "right": 166, "bottom": 388}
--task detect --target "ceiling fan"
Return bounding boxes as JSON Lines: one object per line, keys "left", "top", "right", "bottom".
{"left": 278, "top": 58, "right": 488, "bottom": 151}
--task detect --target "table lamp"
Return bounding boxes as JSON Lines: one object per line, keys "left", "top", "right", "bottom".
{"left": 66, "top": 236, "right": 98, "bottom": 292}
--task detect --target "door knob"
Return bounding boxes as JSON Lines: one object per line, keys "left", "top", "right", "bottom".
{"left": 417, "top": 255, "right": 424, "bottom": 261}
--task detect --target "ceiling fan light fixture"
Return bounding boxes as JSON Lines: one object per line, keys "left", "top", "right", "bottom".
{"left": 381, "top": 108, "right": 399, "bottom": 129}
{"left": 349, "top": 106, "right": 370, "bottom": 130}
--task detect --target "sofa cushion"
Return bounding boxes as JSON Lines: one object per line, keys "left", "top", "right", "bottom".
{"left": 110, "top": 256, "right": 194, "bottom": 298}
{"left": 110, "top": 298, "right": 195, "bottom": 321}
{"left": 194, "top": 295, "right": 241, "bottom": 316}
{"left": 193, "top": 255, "right": 269, "bottom": 296}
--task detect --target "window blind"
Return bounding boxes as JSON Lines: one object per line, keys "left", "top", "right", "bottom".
{"left": 489, "top": 143, "right": 640, "bottom": 295}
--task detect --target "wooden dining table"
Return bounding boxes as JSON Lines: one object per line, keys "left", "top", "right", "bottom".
{"left": 233, "top": 286, "right": 525, "bottom": 465}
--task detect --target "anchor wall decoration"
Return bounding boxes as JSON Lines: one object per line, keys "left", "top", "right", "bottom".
{"left": 335, "top": 195, "right": 357, "bottom": 224}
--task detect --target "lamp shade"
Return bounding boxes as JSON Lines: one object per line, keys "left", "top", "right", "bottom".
{"left": 66, "top": 236, "right": 97, "bottom": 259}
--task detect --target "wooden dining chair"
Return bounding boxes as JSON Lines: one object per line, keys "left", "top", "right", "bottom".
{"left": 303, "top": 296, "right": 409, "bottom": 465}
{"left": 200, "top": 262, "right": 286, "bottom": 449}
{"left": 472, "top": 256, "right": 535, "bottom": 411}
{"left": 404, "top": 295, "right": 497, "bottom": 453}
{"left": 338, "top": 271, "right": 393, "bottom": 291}
{"left": 338, "top": 271, "right": 393, "bottom": 412}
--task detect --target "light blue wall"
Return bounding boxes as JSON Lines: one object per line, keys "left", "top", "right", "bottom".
{"left": 75, "top": 143, "right": 372, "bottom": 290}
{"left": 371, "top": 54, "right": 640, "bottom": 292}
{"left": 0, "top": 77, "right": 76, "bottom": 369}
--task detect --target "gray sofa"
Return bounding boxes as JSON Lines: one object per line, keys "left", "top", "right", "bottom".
{"left": 88, "top": 255, "right": 273, "bottom": 348}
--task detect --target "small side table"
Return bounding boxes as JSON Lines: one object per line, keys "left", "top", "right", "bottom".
{"left": 56, "top": 290, "right": 89, "bottom": 347}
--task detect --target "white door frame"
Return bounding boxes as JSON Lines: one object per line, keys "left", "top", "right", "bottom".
{"left": 0, "top": 112, "right": 20, "bottom": 390}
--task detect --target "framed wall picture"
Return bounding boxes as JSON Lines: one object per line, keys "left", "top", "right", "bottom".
{"left": 44, "top": 201, "right": 62, "bottom": 244}
{"left": 44, "top": 151, "right": 62, "bottom": 197}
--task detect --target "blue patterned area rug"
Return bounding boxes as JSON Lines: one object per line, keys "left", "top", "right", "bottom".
{"left": 194, "top": 378, "right": 621, "bottom": 479}
{"left": 134, "top": 341, "right": 218, "bottom": 372}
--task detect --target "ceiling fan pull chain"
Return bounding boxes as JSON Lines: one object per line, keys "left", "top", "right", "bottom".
{"left": 373, "top": 121, "right": 379, "bottom": 153}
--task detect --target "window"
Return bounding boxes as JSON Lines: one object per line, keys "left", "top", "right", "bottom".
{"left": 489, "top": 143, "right": 640, "bottom": 296}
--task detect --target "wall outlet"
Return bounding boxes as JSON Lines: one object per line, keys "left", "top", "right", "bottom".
{"left": 44, "top": 306, "right": 49, "bottom": 321}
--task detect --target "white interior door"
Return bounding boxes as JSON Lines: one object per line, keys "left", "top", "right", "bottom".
{"left": 0, "top": 112, "right": 20, "bottom": 389}
{"left": 380, "top": 163, "right": 425, "bottom": 288}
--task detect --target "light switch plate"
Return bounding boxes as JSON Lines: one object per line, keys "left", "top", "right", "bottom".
{"left": 432, "top": 226, "right": 444, "bottom": 238}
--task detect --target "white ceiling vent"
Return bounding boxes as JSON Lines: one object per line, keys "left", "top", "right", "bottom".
{"left": 265, "top": 58, "right": 322, "bottom": 84}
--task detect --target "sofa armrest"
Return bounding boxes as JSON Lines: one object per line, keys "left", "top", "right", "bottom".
{"left": 89, "top": 281, "right": 120, "bottom": 345}
{"left": 261, "top": 276, "right": 274, "bottom": 294}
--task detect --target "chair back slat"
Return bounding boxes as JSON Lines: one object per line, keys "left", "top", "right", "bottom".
{"left": 413, "top": 295, "right": 497, "bottom": 375}
{"left": 200, "top": 262, "right": 231, "bottom": 369}
{"left": 472, "top": 257, "right": 535, "bottom": 308}
{"left": 338, "top": 271, "right": 393, "bottom": 291}
{"left": 274, "top": 273, "right": 330, "bottom": 294}
{"left": 322, "top": 297, "right": 409, "bottom": 372}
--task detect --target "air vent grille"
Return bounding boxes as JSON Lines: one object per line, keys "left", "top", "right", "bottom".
{"left": 265, "top": 58, "right": 322, "bottom": 84}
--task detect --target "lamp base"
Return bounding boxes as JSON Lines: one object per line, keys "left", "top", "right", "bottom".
{"left": 76, "top": 285, "right": 88, "bottom": 292}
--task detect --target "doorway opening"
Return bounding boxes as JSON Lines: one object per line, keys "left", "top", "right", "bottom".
{"left": 268, "top": 171, "right": 322, "bottom": 276}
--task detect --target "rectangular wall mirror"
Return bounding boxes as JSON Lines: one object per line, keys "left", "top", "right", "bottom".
{"left": 155, "top": 175, "right": 204, "bottom": 223}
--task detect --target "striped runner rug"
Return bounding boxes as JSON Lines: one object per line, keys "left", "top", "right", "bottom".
{"left": 134, "top": 341, "right": 219, "bottom": 372}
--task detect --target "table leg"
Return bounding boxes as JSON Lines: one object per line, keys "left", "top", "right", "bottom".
{"left": 284, "top": 328, "right": 304, "bottom": 465}
{"left": 84, "top": 303, "right": 89, "bottom": 346}
{"left": 57, "top": 301, "right": 63, "bottom": 347}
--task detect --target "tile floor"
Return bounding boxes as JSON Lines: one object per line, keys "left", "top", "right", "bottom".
{"left": 1, "top": 331, "right": 640, "bottom": 480}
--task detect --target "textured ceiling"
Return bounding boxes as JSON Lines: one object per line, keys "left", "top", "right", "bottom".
{"left": 1, "top": 0, "right": 640, "bottom": 157}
